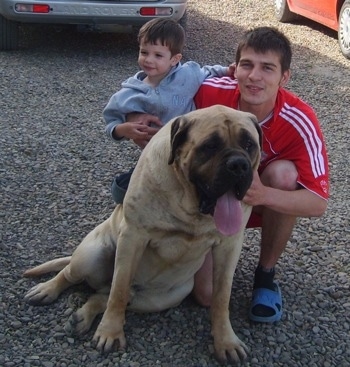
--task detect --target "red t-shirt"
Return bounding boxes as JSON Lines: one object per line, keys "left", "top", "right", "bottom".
{"left": 195, "top": 77, "right": 329, "bottom": 226}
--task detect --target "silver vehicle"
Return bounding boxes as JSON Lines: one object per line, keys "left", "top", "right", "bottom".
{"left": 0, "top": 0, "right": 188, "bottom": 50}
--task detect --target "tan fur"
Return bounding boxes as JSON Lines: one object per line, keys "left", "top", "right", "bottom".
{"left": 24, "top": 105, "right": 261, "bottom": 364}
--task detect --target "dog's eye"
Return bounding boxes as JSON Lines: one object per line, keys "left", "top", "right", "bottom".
{"left": 239, "top": 130, "right": 257, "bottom": 155}
{"left": 203, "top": 142, "right": 217, "bottom": 151}
{"left": 199, "top": 134, "right": 223, "bottom": 156}
{"left": 244, "top": 140, "right": 253, "bottom": 152}
{"left": 200, "top": 142, "right": 220, "bottom": 156}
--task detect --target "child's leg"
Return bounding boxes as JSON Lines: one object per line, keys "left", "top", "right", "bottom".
{"left": 111, "top": 167, "right": 135, "bottom": 203}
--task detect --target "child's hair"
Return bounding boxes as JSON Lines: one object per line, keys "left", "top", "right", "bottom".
{"left": 235, "top": 27, "right": 292, "bottom": 73}
{"left": 138, "top": 18, "right": 185, "bottom": 56}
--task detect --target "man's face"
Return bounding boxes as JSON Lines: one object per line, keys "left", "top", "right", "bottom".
{"left": 234, "top": 47, "right": 290, "bottom": 108}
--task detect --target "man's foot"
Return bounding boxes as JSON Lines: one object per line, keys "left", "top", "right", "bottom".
{"left": 249, "top": 282, "right": 282, "bottom": 323}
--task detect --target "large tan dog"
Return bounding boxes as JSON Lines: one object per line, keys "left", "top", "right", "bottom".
{"left": 24, "top": 105, "right": 261, "bottom": 364}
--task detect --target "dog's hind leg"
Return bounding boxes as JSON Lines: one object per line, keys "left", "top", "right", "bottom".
{"left": 23, "top": 256, "right": 77, "bottom": 305}
{"left": 24, "top": 267, "right": 75, "bottom": 305}
{"left": 24, "top": 206, "right": 122, "bottom": 306}
{"left": 65, "top": 291, "right": 109, "bottom": 336}
{"left": 23, "top": 244, "right": 103, "bottom": 306}
{"left": 24, "top": 242, "right": 114, "bottom": 306}
{"left": 24, "top": 216, "right": 118, "bottom": 305}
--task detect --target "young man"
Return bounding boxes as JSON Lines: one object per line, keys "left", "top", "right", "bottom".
{"left": 104, "top": 18, "right": 232, "bottom": 202}
{"left": 192, "top": 26, "right": 329, "bottom": 322}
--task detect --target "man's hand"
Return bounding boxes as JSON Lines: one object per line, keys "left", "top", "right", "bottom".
{"left": 242, "top": 171, "right": 266, "bottom": 207}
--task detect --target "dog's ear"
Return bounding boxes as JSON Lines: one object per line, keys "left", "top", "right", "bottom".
{"left": 168, "top": 116, "right": 191, "bottom": 165}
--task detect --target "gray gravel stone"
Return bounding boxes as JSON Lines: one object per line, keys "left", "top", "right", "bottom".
{"left": 1, "top": 0, "right": 349, "bottom": 366}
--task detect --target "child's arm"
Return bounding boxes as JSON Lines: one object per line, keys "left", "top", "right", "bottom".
{"left": 201, "top": 63, "right": 230, "bottom": 78}
{"left": 185, "top": 61, "right": 235, "bottom": 90}
{"left": 103, "top": 92, "right": 128, "bottom": 141}
{"left": 103, "top": 84, "right": 162, "bottom": 143}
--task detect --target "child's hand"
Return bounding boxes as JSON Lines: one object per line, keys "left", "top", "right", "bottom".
{"left": 114, "top": 122, "right": 150, "bottom": 141}
{"left": 114, "top": 113, "right": 163, "bottom": 149}
{"left": 127, "top": 113, "right": 163, "bottom": 149}
{"left": 128, "top": 113, "right": 163, "bottom": 129}
{"left": 227, "top": 63, "right": 236, "bottom": 77}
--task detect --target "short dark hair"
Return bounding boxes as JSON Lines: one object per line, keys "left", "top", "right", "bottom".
{"left": 235, "top": 27, "right": 292, "bottom": 72}
{"left": 138, "top": 18, "right": 185, "bottom": 56}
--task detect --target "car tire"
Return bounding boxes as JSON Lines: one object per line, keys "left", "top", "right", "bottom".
{"left": 338, "top": 0, "right": 350, "bottom": 59}
{"left": 0, "top": 14, "right": 19, "bottom": 50}
{"left": 178, "top": 11, "right": 187, "bottom": 32}
{"left": 274, "top": 0, "right": 298, "bottom": 22}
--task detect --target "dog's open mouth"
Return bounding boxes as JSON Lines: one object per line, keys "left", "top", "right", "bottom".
{"left": 194, "top": 154, "right": 253, "bottom": 236}
{"left": 198, "top": 186, "right": 243, "bottom": 237}
{"left": 213, "top": 191, "right": 243, "bottom": 236}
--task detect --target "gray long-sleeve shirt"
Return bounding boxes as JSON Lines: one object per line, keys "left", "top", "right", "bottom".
{"left": 104, "top": 61, "right": 228, "bottom": 141}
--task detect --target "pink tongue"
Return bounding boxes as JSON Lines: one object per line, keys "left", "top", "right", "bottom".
{"left": 213, "top": 192, "right": 243, "bottom": 236}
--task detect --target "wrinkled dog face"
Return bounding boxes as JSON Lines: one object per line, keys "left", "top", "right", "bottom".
{"left": 169, "top": 106, "right": 261, "bottom": 216}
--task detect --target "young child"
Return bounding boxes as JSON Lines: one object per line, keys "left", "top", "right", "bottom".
{"left": 103, "top": 18, "right": 232, "bottom": 203}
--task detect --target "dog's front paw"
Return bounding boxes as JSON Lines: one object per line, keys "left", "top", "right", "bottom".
{"left": 214, "top": 331, "right": 249, "bottom": 365}
{"left": 92, "top": 319, "right": 126, "bottom": 353}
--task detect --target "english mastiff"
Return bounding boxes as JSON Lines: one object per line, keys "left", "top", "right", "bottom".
{"left": 24, "top": 105, "right": 261, "bottom": 364}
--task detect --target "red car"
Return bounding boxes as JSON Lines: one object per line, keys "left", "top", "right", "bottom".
{"left": 274, "top": 0, "right": 350, "bottom": 59}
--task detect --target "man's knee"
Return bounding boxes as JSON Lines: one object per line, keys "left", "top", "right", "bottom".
{"left": 192, "top": 284, "right": 212, "bottom": 308}
{"left": 193, "top": 252, "right": 213, "bottom": 307}
{"left": 261, "top": 160, "right": 298, "bottom": 191}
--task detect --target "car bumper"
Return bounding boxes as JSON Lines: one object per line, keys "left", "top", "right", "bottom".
{"left": 0, "top": 0, "right": 187, "bottom": 25}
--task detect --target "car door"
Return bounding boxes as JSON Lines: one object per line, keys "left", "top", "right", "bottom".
{"left": 289, "top": 0, "right": 339, "bottom": 29}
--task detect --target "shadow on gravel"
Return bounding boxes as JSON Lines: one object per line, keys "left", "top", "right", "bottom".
{"left": 15, "top": 10, "right": 348, "bottom": 63}
{"left": 16, "top": 23, "right": 139, "bottom": 61}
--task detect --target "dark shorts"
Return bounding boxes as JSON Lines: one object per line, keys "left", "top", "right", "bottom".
{"left": 247, "top": 212, "right": 262, "bottom": 228}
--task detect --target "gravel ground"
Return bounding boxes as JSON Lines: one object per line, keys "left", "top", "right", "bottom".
{"left": 1, "top": 1, "right": 349, "bottom": 366}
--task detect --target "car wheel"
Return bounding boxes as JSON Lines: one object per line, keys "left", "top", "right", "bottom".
{"left": 178, "top": 11, "right": 187, "bottom": 32}
{"left": 338, "top": 0, "right": 350, "bottom": 59}
{"left": 0, "top": 14, "right": 19, "bottom": 50}
{"left": 274, "top": 0, "right": 298, "bottom": 22}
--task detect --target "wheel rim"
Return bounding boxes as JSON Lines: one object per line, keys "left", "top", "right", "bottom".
{"left": 339, "top": 5, "right": 350, "bottom": 53}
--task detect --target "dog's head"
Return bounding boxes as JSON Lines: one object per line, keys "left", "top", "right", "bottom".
{"left": 168, "top": 105, "right": 261, "bottom": 235}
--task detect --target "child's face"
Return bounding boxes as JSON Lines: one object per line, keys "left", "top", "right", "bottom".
{"left": 138, "top": 39, "right": 181, "bottom": 83}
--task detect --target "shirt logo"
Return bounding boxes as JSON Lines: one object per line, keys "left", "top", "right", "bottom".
{"left": 320, "top": 179, "right": 328, "bottom": 194}
{"left": 172, "top": 95, "right": 186, "bottom": 106}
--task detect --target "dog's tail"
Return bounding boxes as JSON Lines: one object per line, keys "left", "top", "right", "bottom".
{"left": 23, "top": 256, "right": 72, "bottom": 277}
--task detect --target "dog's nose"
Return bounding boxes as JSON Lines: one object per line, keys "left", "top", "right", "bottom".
{"left": 226, "top": 157, "right": 250, "bottom": 177}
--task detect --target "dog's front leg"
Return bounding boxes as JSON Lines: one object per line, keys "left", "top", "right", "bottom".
{"left": 210, "top": 235, "right": 248, "bottom": 365}
{"left": 92, "top": 229, "right": 146, "bottom": 353}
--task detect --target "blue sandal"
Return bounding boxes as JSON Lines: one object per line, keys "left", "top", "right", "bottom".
{"left": 249, "top": 283, "right": 283, "bottom": 323}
